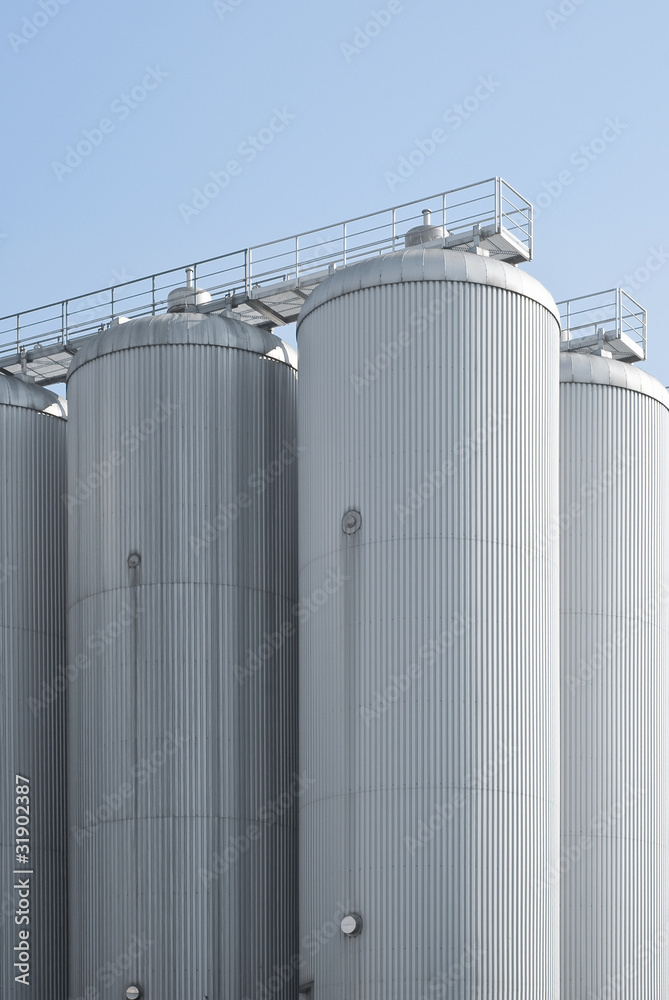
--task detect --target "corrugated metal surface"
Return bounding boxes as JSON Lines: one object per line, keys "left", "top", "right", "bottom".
{"left": 560, "top": 352, "right": 669, "bottom": 998}
{"left": 67, "top": 314, "right": 298, "bottom": 1000}
{"left": 0, "top": 375, "right": 67, "bottom": 1000}
{"left": 297, "top": 248, "right": 561, "bottom": 999}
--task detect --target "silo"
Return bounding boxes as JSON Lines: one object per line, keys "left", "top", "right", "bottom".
{"left": 66, "top": 311, "right": 298, "bottom": 1000}
{"left": 0, "top": 375, "right": 67, "bottom": 999}
{"left": 297, "top": 247, "right": 561, "bottom": 998}
{"left": 560, "top": 352, "right": 669, "bottom": 997}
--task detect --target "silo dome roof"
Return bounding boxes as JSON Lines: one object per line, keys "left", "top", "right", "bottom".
{"left": 0, "top": 373, "right": 67, "bottom": 417}
{"left": 560, "top": 352, "right": 669, "bottom": 410}
{"left": 67, "top": 312, "right": 297, "bottom": 381}
{"left": 297, "top": 246, "right": 560, "bottom": 327}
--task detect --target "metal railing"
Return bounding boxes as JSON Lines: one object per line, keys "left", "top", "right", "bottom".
{"left": 0, "top": 177, "right": 532, "bottom": 381}
{"left": 557, "top": 288, "right": 646, "bottom": 361}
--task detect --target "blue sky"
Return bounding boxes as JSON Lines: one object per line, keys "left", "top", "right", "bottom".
{"left": 2, "top": 0, "right": 667, "bottom": 389}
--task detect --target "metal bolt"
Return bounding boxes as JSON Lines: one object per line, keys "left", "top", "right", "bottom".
{"left": 127, "top": 553, "right": 141, "bottom": 569}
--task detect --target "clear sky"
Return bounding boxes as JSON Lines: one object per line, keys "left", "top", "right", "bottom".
{"left": 2, "top": 0, "right": 666, "bottom": 391}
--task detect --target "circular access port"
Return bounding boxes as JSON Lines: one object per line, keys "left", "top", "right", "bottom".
{"left": 342, "top": 510, "right": 362, "bottom": 535}
{"left": 127, "top": 552, "right": 141, "bottom": 569}
{"left": 340, "top": 912, "right": 363, "bottom": 936}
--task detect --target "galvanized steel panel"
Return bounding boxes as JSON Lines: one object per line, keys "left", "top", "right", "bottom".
{"left": 0, "top": 376, "right": 67, "bottom": 1000}
{"left": 560, "top": 353, "right": 669, "bottom": 998}
{"left": 67, "top": 314, "right": 298, "bottom": 1000}
{"left": 297, "top": 249, "right": 561, "bottom": 999}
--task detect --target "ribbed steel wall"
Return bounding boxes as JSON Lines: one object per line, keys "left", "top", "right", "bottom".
{"left": 297, "top": 248, "right": 561, "bottom": 999}
{"left": 0, "top": 377, "right": 67, "bottom": 1000}
{"left": 560, "top": 353, "right": 669, "bottom": 998}
{"left": 66, "top": 314, "right": 298, "bottom": 1000}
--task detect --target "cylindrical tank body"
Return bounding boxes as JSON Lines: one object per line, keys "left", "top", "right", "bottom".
{"left": 0, "top": 376, "right": 67, "bottom": 999}
{"left": 560, "top": 353, "right": 669, "bottom": 997}
{"left": 297, "top": 248, "right": 561, "bottom": 999}
{"left": 66, "top": 313, "right": 298, "bottom": 1000}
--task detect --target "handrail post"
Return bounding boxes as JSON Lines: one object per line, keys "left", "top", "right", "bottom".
{"left": 295, "top": 235, "right": 300, "bottom": 281}
{"left": 152, "top": 275, "right": 156, "bottom": 315}
{"left": 62, "top": 302, "right": 67, "bottom": 345}
{"left": 110, "top": 285, "right": 115, "bottom": 321}
{"left": 643, "top": 307, "right": 647, "bottom": 356}
{"left": 16, "top": 314, "right": 20, "bottom": 355}
{"left": 343, "top": 223, "right": 347, "bottom": 267}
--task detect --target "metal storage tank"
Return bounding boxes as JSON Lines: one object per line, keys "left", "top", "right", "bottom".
{"left": 0, "top": 375, "right": 67, "bottom": 1000}
{"left": 66, "top": 311, "right": 298, "bottom": 1000}
{"left": 560, "top": 352, "right": 669, "bottom": 998}
{"left": 297, "top": 247, "right": 561, "bottom": 999}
